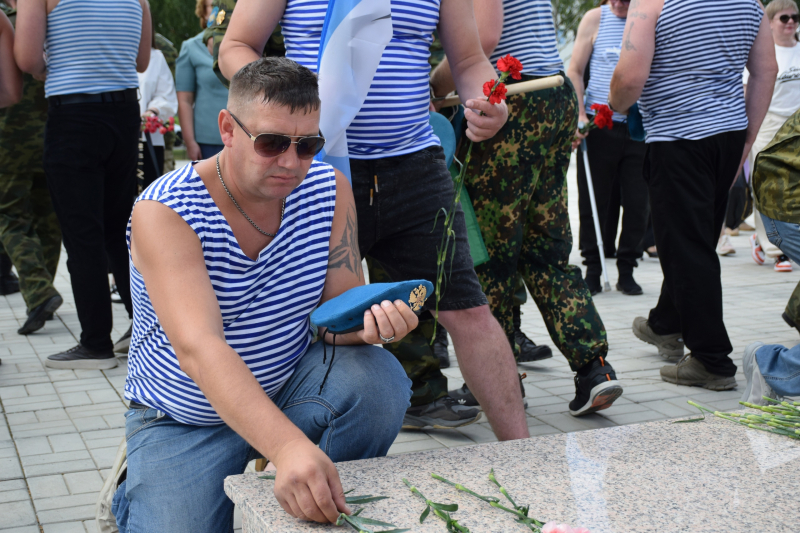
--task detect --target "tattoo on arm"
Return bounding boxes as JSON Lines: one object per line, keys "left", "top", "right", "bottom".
{"left": 328, "top": 203, "right": 364, "bottom": 282}
{"left": 628, "top": 11, "right": 647, "bottom": 19}
{"left": 623, "top": 22, "right": 637, "bottom": 51}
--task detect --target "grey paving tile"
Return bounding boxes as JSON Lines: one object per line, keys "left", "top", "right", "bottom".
{"left": 0, "top": 456, "right": 23, "bottom": 481}
{"left": 0, "top": 479, "right": 26, "bottom": 492}
{"left": 27, "top": 474, "right": 69, "bottom": 500}
{"left": 14, "top": 437, "right": 52, "bottom": 457}
{"left": 63, "top": 471, "right": 102, "bottom": 495}
{"left": 0, "top": 499, "right": 37, "bottom": 528}
{"left": 36, "top": 503, "right": 95, "bottom": 524}
{"left": 48, "top": 434, "right": 86, "bottom": 454}
{"left": 9, "top": 420, "right": 77, "bottom": 440}
{"left": 32, "top": 491, "right": 97, "bottom": 512}
{"left": 0, "top": 488, "right": 30, "bottom": 504}
{"left": 0, "top": 526, "right": 40, "bottom": 533}
{"left": 42, "top": 522, "right": 86, "bottom": 533}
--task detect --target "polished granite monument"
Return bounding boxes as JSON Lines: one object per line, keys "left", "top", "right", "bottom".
{"left": 225, "top": 415, "right": 800, "bottom": 532}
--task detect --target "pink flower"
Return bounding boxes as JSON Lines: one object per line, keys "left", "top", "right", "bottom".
{"left": 542, "top": 523, "right": 575, "bottom": 533}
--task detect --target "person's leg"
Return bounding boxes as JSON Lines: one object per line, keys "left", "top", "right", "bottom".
{"left": 749, "top": 112, "right": 788, "bottom": 260}
{"left": 615, "top": 136, "right": 648, "bottom": 293}
{"left": 760, "top": 215, "right": 800, "bottom": 332}
{"left": 273, "top": 341, "right": 411, "bottom": 460}
{"left": 198, "top": 143, "right": 224, "bottom": 160}
{"left": 754, "top": 344, "right": 800, "bottom": 398}
{"left": 29, "top": 171, "right": 61, "bottom": 279}
{"left": 112, "top": 406, "right": 253, "bottom": 533}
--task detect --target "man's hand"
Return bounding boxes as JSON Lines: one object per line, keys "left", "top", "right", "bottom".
{"left": 272, "top": 438, "right": 350, "bottom": 523}
{"left": 464, "top": 98, "right": 508, "bottom": 142}
{"left": 358, "top": 300, "right": 419, "bottom": 345}
{"left": 572, "top": 112, "right": 590, "bottom": 151}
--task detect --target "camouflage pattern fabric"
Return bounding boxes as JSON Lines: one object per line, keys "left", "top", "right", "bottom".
{"left": 156, "top": 33, "right": 178, "bottom": 172}
{"left": 753, "top": 109, "right": 800, "bottom": 224}
{"left": 786, "top": 282, "right": 800, "bottom": 326}
{"left": 0, "top": 3, "right": 61, "bottom": 311}
{"left": 206, "top": 0, "right": 286, "bottom": 88}
{"left": 366, "top": 257, "right": 449, "bottom": 406}
{"left": 460, "top": 78, "right": 608, "bottom": 371}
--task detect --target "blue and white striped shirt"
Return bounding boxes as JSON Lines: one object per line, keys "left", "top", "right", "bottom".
{"left": 44, "top": 0, "right": 141, "bottom": 98}
{"left": 124, "top": 162, "right": 337, "bottom": 425}
{"left": 639, "top": 0, "right": 763, "bottom": 143}
{"left": 585, "top": 5, "right": 627, "bottom": 123}
{"left": 490, "top": 0, "right": 563, "bottom": 78}
{"left": 282, "top": 0, "right": 440, "bottom": 159}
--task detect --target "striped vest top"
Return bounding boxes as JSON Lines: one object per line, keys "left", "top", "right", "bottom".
{"left": 44, "top": 0, "right": 141, "bottom": 98}
{"left": 124, "top": 162, "right": 337, "bottom": 425}
{"left": 639, "top": 0, "right": 763, "bottom": 143}
{"left": 281, "top": 0, "right": 440, "bottom": 159}
{"left": 490, "top": 0, "right": 564, "bottom": 78}
{"left": 585, "top": 5, "right": 627, "bottom": 123}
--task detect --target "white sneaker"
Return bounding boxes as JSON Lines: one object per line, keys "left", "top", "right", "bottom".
{"left": 750, "top": 234, "right": 765, "bottom": 265}
{"left": 741, "top": 342, "right": 782, "bottom": 406}
{"left": 96, "top": 437, "right": 127, "bottom": 533}
{"left": 717, "top": 234, "right": 736, "bottom": 256}
{"left": 775, "top": 255, "right": 792, "bottom": 272}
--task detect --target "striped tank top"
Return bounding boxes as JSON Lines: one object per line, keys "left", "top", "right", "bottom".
{"left": 489, "top": 0, "right": 563, "bottom": 78}
{"left": 639, "top": 0, "right": 763, "bottom": 143}
{"left": 124, "top": 162, "right": 337, "bottom": 425}
{"left": 44, "top": 0, "right": 141, "bottom": 98}
{"left": 281, "top": 0, "right": 440, "bottom": 159}
{"left": 584, "top": 5, "right": 627, "bottom": 123}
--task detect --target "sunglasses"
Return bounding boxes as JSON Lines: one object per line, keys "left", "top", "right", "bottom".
{"left": 779, "top": 14, "right": 799, "bottom": 23}
{"left": 229, "top": 112, "right": 325, "bottom": 160}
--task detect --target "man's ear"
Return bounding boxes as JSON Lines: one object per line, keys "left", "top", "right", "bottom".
{"left": 219, "top": 109, "right": 235, "bottom": 147}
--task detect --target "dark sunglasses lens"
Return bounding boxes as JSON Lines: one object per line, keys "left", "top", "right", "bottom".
{"left": 253, "top": 134, "right": 291, "bottom": 157}
{"left": 780, "top": 14, "right": 799, "bottom": 22}
{"left": 296, "top": 137, "right": 326, "bottom": 159}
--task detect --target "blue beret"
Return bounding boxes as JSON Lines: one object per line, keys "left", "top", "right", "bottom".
{"left": 311, "top": 280, "right": 434, "bottom": 334}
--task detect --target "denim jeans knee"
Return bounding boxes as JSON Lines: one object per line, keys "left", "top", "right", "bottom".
{"left": 761, "top": 214, "right": 800, "bottom": 263}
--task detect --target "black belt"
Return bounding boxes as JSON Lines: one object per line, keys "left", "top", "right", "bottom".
{"left": 129, "top": 400, "right": 149, "bottom": 410}
{"left": 48, "top": 88, "right": 138, "bottom": 107}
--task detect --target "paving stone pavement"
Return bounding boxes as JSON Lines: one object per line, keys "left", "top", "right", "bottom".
{"left": 2, "top": 157, "right": 798, "bottom": 531}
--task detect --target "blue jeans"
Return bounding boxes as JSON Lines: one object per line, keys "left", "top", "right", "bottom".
{"left": 111, "top": 341, "right": 411, "bottom": 533}
{"left": 761, "top": 214, "right": 800, "bottom": 264}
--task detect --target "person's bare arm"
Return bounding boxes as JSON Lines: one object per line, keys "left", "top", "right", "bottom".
{"left": 438, "top": 0, "right": 508, "bottom": 142}
{"left": 14, "top": 0, "right": 47, "bottom": 77}
{"left": 130, "top": 200, "right": 351, "bottom": 524}
{"left": 566, "top": 7, "right": 601, "bottom": 147}
{"left": 740, "top": 8, "right": 778, "bottom": 175}
{"left": 317, "top": 171, "right": 419, "bottom": 346}
{"left": 0, "top": 12, "right": 21, "bottom": 107}
{"left": 177, "top": 91, "right": 202, "bottom": 160}
{"left": 218, "top": 0, "right": 285, "bottom": 81}
{"left": 608, "top": 0, "right": 662, "bottom": 114}
{"left": 136, "top": 0, "right": 152, "bottom": 73}
{"left": 430, "top": 0, "right": 503, "bottom": 99}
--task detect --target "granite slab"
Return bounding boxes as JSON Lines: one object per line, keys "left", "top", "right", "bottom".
{"left": 225, "top": 415, "right": 800, "bottom": 533}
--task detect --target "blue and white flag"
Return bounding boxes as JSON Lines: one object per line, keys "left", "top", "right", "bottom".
{"left": 314, "top": 0, "right": 392, "bottom": 180}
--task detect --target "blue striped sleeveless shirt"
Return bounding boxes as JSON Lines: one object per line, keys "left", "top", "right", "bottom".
{"left": 585, "top": 5, "right": 627, "bottom": 123}
{"left": 124, "top": 162, "right": 337, "bottom": 425}
{"left": 489, "top": 0, "right": 563, "bottom": 78}
{"left": 44, "top": 0, "right": 141, "bottom": 98}
{"left": 639, "top": 0, "right": 763, "bottom": 143}
{"left": 281, "top": 0, "right": 439, "bottom": 159}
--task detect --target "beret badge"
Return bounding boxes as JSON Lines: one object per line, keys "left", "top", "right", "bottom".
{"left": 409, "top": 285, "right": 427, "bottom": 312}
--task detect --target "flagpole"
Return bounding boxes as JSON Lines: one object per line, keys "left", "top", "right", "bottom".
{"left": 435, "top": 75, "right": 564, "bottom": 108}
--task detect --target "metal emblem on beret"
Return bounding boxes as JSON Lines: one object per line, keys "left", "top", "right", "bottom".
{"left": 409, "top": 285, "right": 427, "bottom": 312}
{"left": 216, "top": 9, "right": 226, "bottom": 26}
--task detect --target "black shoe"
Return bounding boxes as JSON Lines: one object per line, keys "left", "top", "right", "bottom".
{"left": 0, "top": 272, "right": 19, "bottom": 295}
{"left": 584, "top": 274, "right": 601, "bottom": 296}
{"left": 514, "top": 329, "right": 553, "bottom": 362}
{"left": 448, "top": 374, "right": 528, "bottom": 410}
{"left": 782, "top": 312, "right": 800, "bottom": 336}
{"left": 433, "top": 325, "right": 450, "bottom": 369}
{"left": 402, "top": 396, "right": 482, "bottom": 429}
{"left": 616, "top": 273, "right": 643, "bottom": 295}
{"left": 569, "top": 356, "right": 623, "bottom": 417}
{"left": 18, "top": 294, "right": 63, "bottom": 335}
{"left": 45, "top": 344, "right": 118, "bottom": 370}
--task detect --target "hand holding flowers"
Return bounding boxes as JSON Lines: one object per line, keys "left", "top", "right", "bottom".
{"left": 141, "top": 115, "right": 175, "bottom": 135}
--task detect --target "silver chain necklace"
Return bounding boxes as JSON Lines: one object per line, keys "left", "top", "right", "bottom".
{"left": 216, "top": 154, "right": 285, "bottom": 238}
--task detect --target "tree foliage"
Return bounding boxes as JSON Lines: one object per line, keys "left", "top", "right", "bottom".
{"left": 151, "top": 0, "right": 203, "bottom": 51}
{"left": 552, "top": 0, "right": 600, "bottom": 43}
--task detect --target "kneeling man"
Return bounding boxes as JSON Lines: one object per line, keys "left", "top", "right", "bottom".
{"left": 111, "top": 57, "right": 417, "bottom": 531}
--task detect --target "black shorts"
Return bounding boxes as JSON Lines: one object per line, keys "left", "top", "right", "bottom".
{"left": 351, "top": 146, "right": 488, "bottom": 311}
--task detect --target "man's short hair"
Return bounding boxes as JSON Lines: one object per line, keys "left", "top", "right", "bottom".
{"left": 229, "top": 57, "right": 320, "bottom": 114}
{"left": 766, "top": 0, "right": 798, "bottom": 20}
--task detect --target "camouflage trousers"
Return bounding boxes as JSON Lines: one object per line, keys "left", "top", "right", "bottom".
{"left": 0, "top": 170, "right": 61, "bottom": 311}
{"left": 462, "top": 77, "right": 608, "bottom": 371}
{"left": 785, "top": 283, "right": 800, "bottom": 326}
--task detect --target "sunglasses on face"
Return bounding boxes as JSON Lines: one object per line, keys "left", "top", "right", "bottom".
{"left": 779, "top": 14, "right": 799, "bottom": 23}
{"left": 229, "top": 112, "right": 326, "bottom": 160}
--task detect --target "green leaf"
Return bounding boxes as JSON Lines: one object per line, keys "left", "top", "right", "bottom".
{"left": 430, "top": 502, "right": 458, "bottom": 512}
{"left": 346, "top": 496, "right": 389, "bottom": 505}
{"left": 354, "top": 516, "right": 400, "bottom": 527}
{"left": 344, "top": 489, "right": 355, "bottom": 495}
{"left": 257, "top": 474, "right": 276, "bottom": 480}
{"left": 420, "top": 505, "right": 430, "bottom": 523}
{"left": 376, "top": 529, "right": 410, "bottom": 533}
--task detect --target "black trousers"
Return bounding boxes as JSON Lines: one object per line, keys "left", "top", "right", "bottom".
{"left": 577, "top": 121, "right": 649, "bottom": 274}
{"left": 43, "top": 101, "right": 138, "bottom": 351}
{"left": 140, "top": 143, "right": 164, "bottom": 191}
{"left": 644, "top": 129, "right": 746, "bottom": 377}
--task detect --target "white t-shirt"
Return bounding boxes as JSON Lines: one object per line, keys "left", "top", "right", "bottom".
{"left": 743, "top": 43, "right": 800, "bottom": 117}
{"left": 137, "top": 49, "right": 178, "bottom": 147}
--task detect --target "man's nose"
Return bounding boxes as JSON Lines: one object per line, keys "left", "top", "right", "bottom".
{"left": 275, "top": 143, "right": 301, "bottom": 168}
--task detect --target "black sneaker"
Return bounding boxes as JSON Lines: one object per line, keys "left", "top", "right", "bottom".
{"left": 18, "top": 294, "right": 63, "bottom": 335}
{"left": 402, "top": 396, "right": 482, "bottom": 429}
{"left": 45, "top": 344, "right": 118, "bottom": 370}
{"left": 448, "top": 374, "right": 528, "bottom": 410}
{"left": 514, "top": 329, "right": 553, "bottom": 362}
{"left": 0, "top": 251, "right": 19, "bottom": 295}
{"left": 584, "top": 274, "right": 601, "bottom": 296}
{"left": 616, "top": 272, "right": 643, "bottom": 295}
{"left": 433, "top": 326, "right": 450, "bottom": 369}
{"left": 569, "top": 356, "right": 623, "bottom": 417}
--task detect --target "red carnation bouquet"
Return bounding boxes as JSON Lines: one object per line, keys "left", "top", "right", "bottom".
{"left": 579, "top": 103, "right": 613, "bottom": 134}
{"left": 141, "top": 115, "right": 175, "bottom": 135}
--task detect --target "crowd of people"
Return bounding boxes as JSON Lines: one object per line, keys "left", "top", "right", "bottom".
{"left": 0, "top": 0, "right": 798, "bottom": 531}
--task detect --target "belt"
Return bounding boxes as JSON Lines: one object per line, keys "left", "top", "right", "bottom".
{"left": 128, "top": 400, "right": 149, "bottom": 410}
{"left": 48, "top": 88, "right": 138, "bottom": 107}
